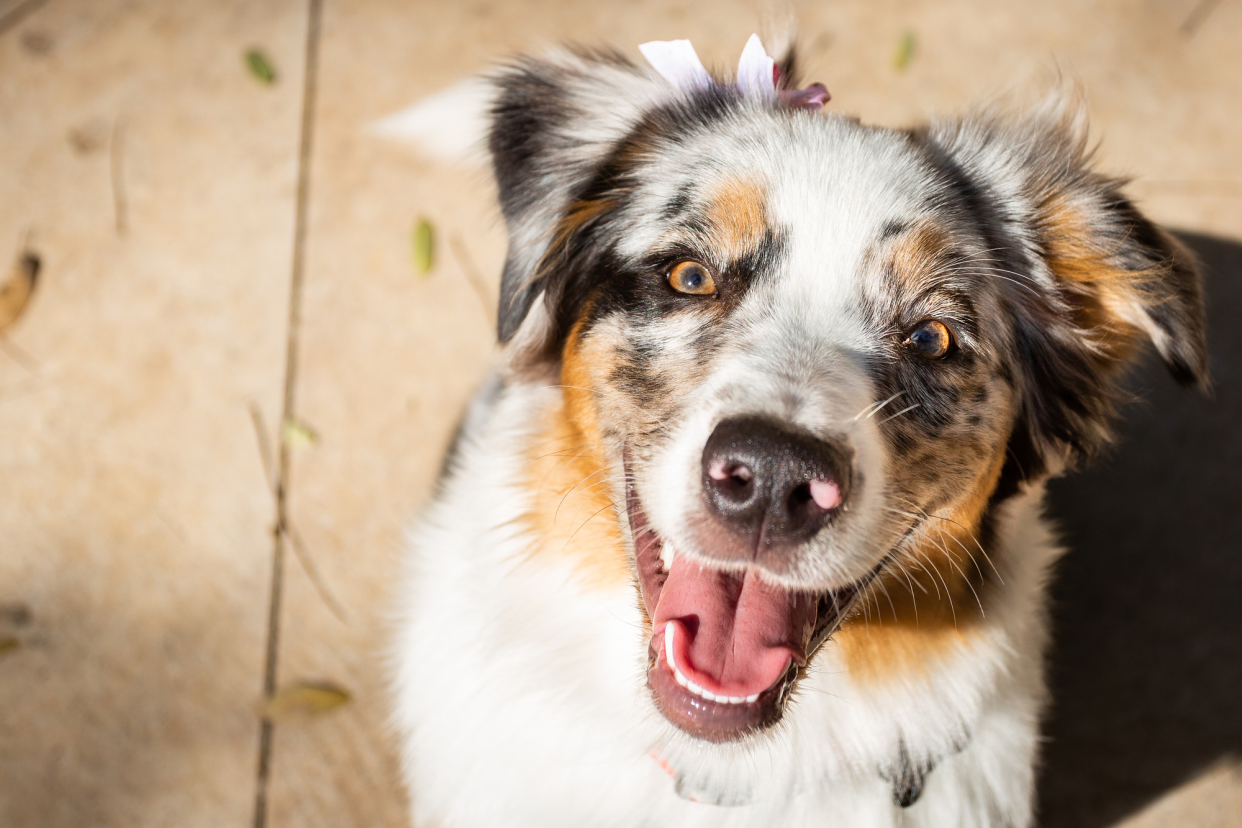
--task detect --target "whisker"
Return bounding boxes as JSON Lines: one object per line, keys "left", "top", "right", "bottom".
{"left": 855, "top": 390, "right": 907, "bottom": 421}
{"left": 933, "top": 526, "right": 986, "bottom": 618}
{"left": 554, "top": 467, "right": 611, "bottom": 524}
{"left": 876, "top": 402, "right": 922, "bottom": 425}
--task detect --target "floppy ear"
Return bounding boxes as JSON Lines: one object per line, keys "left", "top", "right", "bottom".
{"left": 488, "top": 49, "right": 673, "bottom": 364}
{"left": 920, "top": 92, "right": 1209, "bottom": 483}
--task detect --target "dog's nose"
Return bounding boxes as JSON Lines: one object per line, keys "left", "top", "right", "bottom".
{"left": 701, "top": 416, "right": 852, "bottom": 549}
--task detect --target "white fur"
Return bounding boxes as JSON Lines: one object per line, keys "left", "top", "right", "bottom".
{"left": 369, "top": 77, "right": 493, "bottom": 164}
{"left": 391, "top": 377, "right": 1061, "bottom": 827}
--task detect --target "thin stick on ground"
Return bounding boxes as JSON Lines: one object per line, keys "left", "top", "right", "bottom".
{"left": 248, "top": 403, "right": 348, "bottom": 621}
{"left": 111, "top": 118, "right": 127, "bottom": 236}
{"left": 450, "top": 231, "right": 495, "bottom": 323}
{"left": 1181, "top": 0, "right": 1225, "bottom": 35}
{"left": 0, "top": 0, "right": 51, "bottom": 39}
{"left": 0, "top": 336, "right": 37, "bottom": 372}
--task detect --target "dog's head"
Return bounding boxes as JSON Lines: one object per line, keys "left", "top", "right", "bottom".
{"left": 488, "top": 46, "right": 1207, "bottom": 743}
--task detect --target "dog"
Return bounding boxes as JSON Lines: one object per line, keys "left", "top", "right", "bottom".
{"left": 390, "top": 35, "right": 1208, "bottom": 827}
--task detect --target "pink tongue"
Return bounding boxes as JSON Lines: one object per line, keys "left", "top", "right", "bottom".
{"left": 653, "top": 554, "right": 817, "bottom": 695}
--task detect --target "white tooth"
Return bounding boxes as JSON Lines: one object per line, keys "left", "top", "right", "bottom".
{"left": 729, "top": 696, "right": 744, "bottom": 704}
{"left": 659, "top": 544, "right": 675, "bottom": 572}
{"left": 687, "top": 679, "right": 704, "bottom": 696}
{"left": 745, "top": 693, "right": 759, "bottom": 703}
{"left": 664, "top": 624, "right": 677, "bottom": 671}
{"left": 701, "top": 690, "right": 717, "bottom": 702}
{"left": 674, "top": 669, "right": 689, "bottom": 689}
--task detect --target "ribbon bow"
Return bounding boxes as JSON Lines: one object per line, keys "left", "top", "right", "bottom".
{"left": 638, "top": 34, "right": 830, "bottom": 111}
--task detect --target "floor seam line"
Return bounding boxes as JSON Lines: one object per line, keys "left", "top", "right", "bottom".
{"left": 253, "top": 1, "right": 324, "bottom": 826}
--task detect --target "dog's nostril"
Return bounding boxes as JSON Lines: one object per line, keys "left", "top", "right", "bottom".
{"left": 708, "top": 461, "right": 755, "bottom": 503}
{"left": 708, "top": 460, "right": 752, "bottom": 483}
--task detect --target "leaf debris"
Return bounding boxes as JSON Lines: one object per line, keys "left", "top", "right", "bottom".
{"left": 281, "top": 417, "right": 318, "bottom": 449}
{"left": 0, "top": 637, "right": 19, "bottom": 658}
{"left": 413, "top": 218, "right": 435, "bottom": 276}
{"left": 264, "top": 681, "right": 350, "bottom": 719}
{"left": 245, "top": 48, "right": 277, "bottom": 85}
{"left": 894, "top": 31, "right": 917, "bottom": 72}
{"left": 0, "top": 251, "right": 39, "bottom": 334}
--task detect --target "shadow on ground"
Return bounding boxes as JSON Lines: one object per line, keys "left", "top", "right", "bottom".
{"left": 1039, "top": 232, "right": 1242, "bottom": 827}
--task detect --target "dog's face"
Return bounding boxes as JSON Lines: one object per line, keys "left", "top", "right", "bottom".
{"left": 490, "top": 50, "right": 1207, "bottom": 743}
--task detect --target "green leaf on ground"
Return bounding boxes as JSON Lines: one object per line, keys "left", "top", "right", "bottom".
{"left": 894, "top": 31, "right": 917, "bottom": 71}
{"left": 264, "top": 681, "right": 350, "bottom": 719}
{"left": 413, "top": 218, "right": 435, "bottom": 276}
{"left": 281, "top": 417, "right": 318, "bottom": 449}
{"left": 245, "top": 49, "right": 277, "bottom": 85}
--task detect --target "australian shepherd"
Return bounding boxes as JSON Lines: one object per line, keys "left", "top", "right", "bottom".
{"left": 390, "top": 35, "right": 1208, "bottom": 828}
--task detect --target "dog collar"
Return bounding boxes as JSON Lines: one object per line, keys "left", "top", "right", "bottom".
{"left": 639, "top": 34, "right": 831, "bottom": 111}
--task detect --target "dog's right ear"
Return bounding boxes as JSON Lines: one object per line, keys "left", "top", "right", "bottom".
{"left": 489, "top": 50, "right": 672, "bottom": 367}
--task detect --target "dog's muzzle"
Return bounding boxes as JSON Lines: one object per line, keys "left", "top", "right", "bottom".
{"left": 630, "top": 419, "right": 870, "bottom": 743}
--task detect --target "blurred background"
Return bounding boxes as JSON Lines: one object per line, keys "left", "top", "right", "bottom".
{"left": 0, "top": 1, "right": 1239, "bottom": 826}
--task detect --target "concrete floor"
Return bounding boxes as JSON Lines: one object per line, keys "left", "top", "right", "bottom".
{"left": 0, "top": 0, "right": 1239, "bottom": 826}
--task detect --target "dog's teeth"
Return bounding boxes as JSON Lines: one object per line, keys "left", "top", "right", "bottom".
{"left": 664, "top": 622, "right": 760, "bottom": 705}
{"left": 659, "top": 544, "right": 675, "bottom": 572}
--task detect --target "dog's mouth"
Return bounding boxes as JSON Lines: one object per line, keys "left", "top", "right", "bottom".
{"left": 627, "top": 476, "right": 872, "bottom": 743}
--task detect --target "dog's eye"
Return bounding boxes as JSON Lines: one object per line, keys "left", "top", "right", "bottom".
{"left": 668, "top": 260, "right": 717, "bottom": 296}
{"left": 904, "top": 320, "right": 953, "bottom": 359}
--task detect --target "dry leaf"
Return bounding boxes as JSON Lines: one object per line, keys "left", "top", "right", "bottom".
{"left": 413, "top": 218, "right": 435, "bottom": 276}
{"left": 264, "top": 681, "right": 350, "bottom": 719}
{"left": 0, "top": 252, "right": 39, "bottom": 333}
{"left": 281, "top": 417, "right": 318, "bottom": 448}
{"left": 894, "top": 31, "right": 917, "bottom": 72}
{"left": 0, "top": 637, "right": 20, "bottom": 658}
{"left": 245, "top": 49, "right": 277, "bottom": 85}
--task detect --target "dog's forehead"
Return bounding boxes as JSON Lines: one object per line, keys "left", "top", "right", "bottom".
{"left": 629, "top": 112, "right": 928, "bottom": 241}
{"left": 618, "top": 110, "right": 938, "bottom": 338}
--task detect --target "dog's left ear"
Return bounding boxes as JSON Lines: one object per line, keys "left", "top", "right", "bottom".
{"left": 488, "top": 50, "right": 675, "bottom": 369}
{"left": 920, "top": 91, "right": 1209, "bottom": 479}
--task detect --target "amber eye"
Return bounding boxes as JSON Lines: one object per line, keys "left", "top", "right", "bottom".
{"left": 904, "top": 320, "right": 953, "bottom": 359}
{"left": 668, "top": 260, "right": 717, "bottom": 296}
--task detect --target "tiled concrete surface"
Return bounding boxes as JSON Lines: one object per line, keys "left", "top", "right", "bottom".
{"left": 0, "top": 1, "right": 1239, "bottom": 827}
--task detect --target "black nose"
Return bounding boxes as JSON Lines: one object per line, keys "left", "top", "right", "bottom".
{"left": 701, "top": 416, "right": 852, "bottom": 552}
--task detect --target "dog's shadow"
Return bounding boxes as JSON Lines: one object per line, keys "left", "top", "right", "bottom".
{"left": 1038, "top": 231, "right": 1242, "bottom": 827}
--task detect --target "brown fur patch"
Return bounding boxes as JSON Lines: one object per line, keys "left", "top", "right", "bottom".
{"left": 549, "top": 198, "right": 614, "bottom": 262}
{"left": 886, "top": 222, "right": 953, "bottom": 288}
{"left": 1039, "top": 192, "right": 1156, "bottom": 358}
{"left": 704, "top": 178, "right": 767, "bottom": 257}
{"left": 836, "top": 450, "right": 1006, "bottom": 683}
{"left": 518, "top": 317, "right": 630, "bottom": 591}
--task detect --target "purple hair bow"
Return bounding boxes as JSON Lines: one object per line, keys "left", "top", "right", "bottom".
{"left": 638, "top": 34, "right": 831, "bottom": 111}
